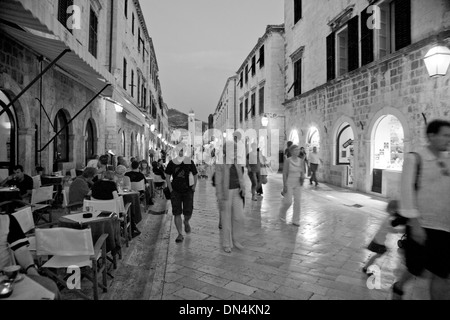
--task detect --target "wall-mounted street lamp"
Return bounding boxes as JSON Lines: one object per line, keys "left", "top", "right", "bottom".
{"left": 150, "top": 124, "right": 156, "bottom": 132}
{"left": 114, "top": 104, "right": 123, "bottom": 113}
{"left": 261, "top": 113, "right": 287, "bottom": 140}
{"left": 157, "top": 133, "right": 162, "bottom": 139}
{"left": 424, "top": 45, "right": 450, "bottom": 77}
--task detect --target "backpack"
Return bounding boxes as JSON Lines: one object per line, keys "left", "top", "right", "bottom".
{"left": 171, "top": 162, "right": 192, "bottom": 193}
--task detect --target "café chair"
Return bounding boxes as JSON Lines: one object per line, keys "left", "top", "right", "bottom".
{"left": 62, "top": 188, "right": 83, "bottom": 214}
{"left": 12, "top": 206, "right": 57, "bottom": 263}
{"left": 30, "top": 186, "right": 54, "bottom": 224}
{"left": 35, "top": 227, "right": 108, "bottom": 300}
{"left": 32, "top": 175, "right": 42, "bottom": 189}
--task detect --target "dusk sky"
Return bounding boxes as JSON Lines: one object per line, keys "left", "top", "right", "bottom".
{"left": 140, "top": 1, "right": 284, "bottom": 122}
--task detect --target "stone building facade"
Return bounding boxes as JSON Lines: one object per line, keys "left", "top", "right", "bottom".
{"left": 0, "top": 0, "right": 167, "bottom": 179}
{"left": 214, "top": 76, "right": 237, "bottom": 134}
{"left": 283, "top": 0, "right": 450, "bottom": 198}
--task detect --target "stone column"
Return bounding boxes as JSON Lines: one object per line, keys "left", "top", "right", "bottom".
{"left": 18, "top": 127, "right": 35, "bottom": 174}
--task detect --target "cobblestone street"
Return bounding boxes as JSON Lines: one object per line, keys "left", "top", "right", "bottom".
{"left": 150, "top": 172, "right": 430, "bottom": 300}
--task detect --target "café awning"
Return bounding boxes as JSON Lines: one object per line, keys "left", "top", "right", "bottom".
{"left": 0, "top": 0, "right": 114, "bottom": 97}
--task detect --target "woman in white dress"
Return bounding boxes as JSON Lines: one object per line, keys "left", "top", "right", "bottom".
{"left": 279, "top": 145, "right": 305, "bottom": 226}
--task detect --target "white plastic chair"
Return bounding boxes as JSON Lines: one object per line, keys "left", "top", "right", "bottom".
{"left": 35, "top": 227, "right": 108, "bottom": 300}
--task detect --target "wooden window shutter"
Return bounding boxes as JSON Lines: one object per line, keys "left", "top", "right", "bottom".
{"left": 326, "top": 33, "right": 336, "bottom": 81}
{"left": 360, "top": 7, "right": 374, "bottom": 66}
{"left": 394, "top": 0, "right": 411, "bottom": 51}
{"left": 347, "top": 15, "right": 359, "bottom": 72}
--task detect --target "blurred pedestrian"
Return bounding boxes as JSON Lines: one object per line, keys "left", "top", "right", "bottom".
{"left": 396, "top": 119, "right": 450, "bottom": 300}
{"left": 279, "top": 145, "right": 305, "bottom": 226}
{"left": 309, "top": 146, "right": 320, "bottom": 186}
{"left": 246, "top": 143, "right": 261, "bottom": 201}
{"left": 215, "top": 141, "right": 246, "bottom": 253}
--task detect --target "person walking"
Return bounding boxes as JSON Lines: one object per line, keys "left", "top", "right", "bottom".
{"left": 215, "top": 141, "right": 246, "bottom": 253}
{"left": 395, "top": 119, "right": 450, "bottom": 300}
{"left": 308, "top": 146, "right": 320, "bottom": 186}
{"left": 279, "top": 145, "right": 305, "bottom": 226}
{"left": 165, "top": 148, "right": 198, "bottom": 243}
{"left": 246, "top": 143, "right": 261, "bottom": 201}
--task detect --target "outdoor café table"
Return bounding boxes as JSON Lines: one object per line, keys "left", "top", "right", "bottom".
{"left": 118, "top": 190, "right": 142, "bottom": 226}
{"left": 0, "top": 187, "right": 22, "bottom": 213}
{"left": 0, "top": 274, "right": 55, "bottom": 300}
{"left": 58, "top": 211, "right": 121, "bottom": 260}
{"left": 0, "top": 187, "right": 21, "bottom": 203}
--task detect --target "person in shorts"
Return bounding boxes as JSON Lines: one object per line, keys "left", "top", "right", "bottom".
{"left": 165, "top": 148, "right": 198, "bottom": 243}
{"left": 398, "top": 119, "right": 450, "bottom": 300}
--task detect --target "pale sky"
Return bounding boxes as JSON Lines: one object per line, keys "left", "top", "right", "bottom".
{"left": 140, "top": 0, "right": 284, "bottom": 122}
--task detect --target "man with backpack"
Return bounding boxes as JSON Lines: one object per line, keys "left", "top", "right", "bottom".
{"left": 165, "top": 148, "right": 198, "bottom": 243}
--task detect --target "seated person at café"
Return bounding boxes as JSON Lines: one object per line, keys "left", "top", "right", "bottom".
{"left": 0, "top": 214, "right": 61, "bottom": 299}
{"left": 91, "top": 171, "right": 118, "bottom": 200}
{"left": 0, "top": 165, "right": 33, "bottom": 200}
{"left": 92, "top": 155, "right": 109, "bottom": 184}
{"left": 139, "top": 160, "right": 152, "bottom": 177}
{"left": 115, "top": 165, "right": 131, "bottom": 190}
{"left": 152, "top": 161, "right": 166, "bottom": 188}
{"left": 125, "top": 161, "right": 147, "bottom": 185}
{"left": 85, "top": 155, "right": 99, "bottom": 169}
{"left": 117, "top": 156, "right": 129, "bottom": 169}
{"left": 69, "top": 167, "right": 97, "bottom": 206}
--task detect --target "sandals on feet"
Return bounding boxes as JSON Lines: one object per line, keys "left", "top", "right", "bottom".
{"left": 184, "top": 221, "right": 191, "bottom": 234}
{"left": 223, "top": 247, "right": 231, "bottom": 253}
{"left": 175, "top": 234, "right": 184, "bottom": 243}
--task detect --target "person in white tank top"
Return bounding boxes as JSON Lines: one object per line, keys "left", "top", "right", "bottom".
{"left": 279, "top": 145, "right": 305, "bottom": 226}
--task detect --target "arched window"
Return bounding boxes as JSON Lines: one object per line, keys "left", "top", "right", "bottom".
{"left": 54, "top": 110, "right": 69, "bottom": 163}
{"left": 136, "top": 133, "right": 141, "bottom": 159}
{"left": 85, "top": 119, "right": 96, "bottom": 165}
{"left": 373, "top": 115, "right": 404, "bottom": 171}
{"left": 0, "top": 91, "right": 16, "bottom": 174}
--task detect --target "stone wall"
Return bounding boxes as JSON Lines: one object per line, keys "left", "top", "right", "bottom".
{"left": 285, "top": 35, "right": 450, "bottom": 196}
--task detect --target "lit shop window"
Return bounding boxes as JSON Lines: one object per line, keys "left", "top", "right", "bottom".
{"left": 373, "top": 115, "right": 404, "bottom": 171}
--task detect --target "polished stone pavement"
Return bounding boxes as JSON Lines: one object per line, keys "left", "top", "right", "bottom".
{"left": 147, "top": 172, "right": 432, "bottom": 300}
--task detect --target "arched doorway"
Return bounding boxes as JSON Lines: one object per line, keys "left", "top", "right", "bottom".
{"left": 289, "top": 129, "right": 300, "bottom": 146}
{"left": 0, "top": 90, "right": 17, "bottom": 177}
{"left": 336, "top": 123, "right": 355, "bottom": 186}
{"left": 53, "top": 110, "right": 70, "bottom": 172}
{"left": 85, "top": 119, "right": 96, "bottom": 166}
{"left": 306, "top": 127, "right": 320, "bottom": 152}
{"left": 371, "top": 114, "right": 404, "bottom": 193}
{"left": 121, "top": 131, "right": 126, "bottom": 157}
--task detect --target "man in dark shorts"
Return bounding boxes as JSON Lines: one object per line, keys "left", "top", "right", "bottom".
{"left": 165, "top": 148, "right": 198, "bottom": 243}
{"left": 397, "top": 120, "right": 450, "bottom": 300}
